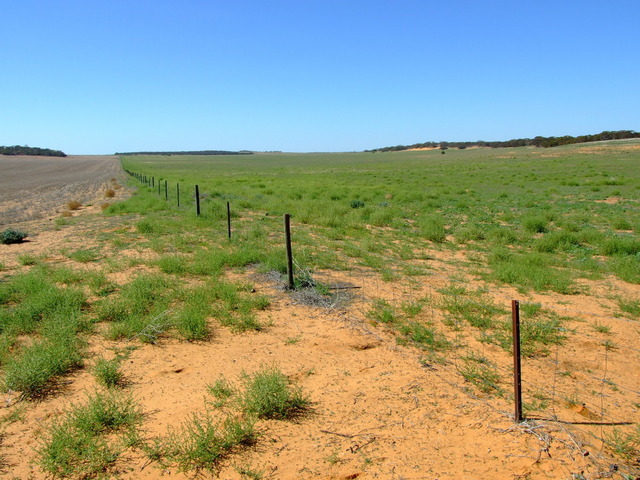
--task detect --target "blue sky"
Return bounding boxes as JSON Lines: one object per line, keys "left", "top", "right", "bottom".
{"left": 2, "top": 0, "right": 639, "bottom": 154}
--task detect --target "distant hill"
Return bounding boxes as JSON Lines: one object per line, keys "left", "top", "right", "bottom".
{"left": 366, "top": 130, "right": 640, "bottom": 152}
{"left": 115, "top": 150, "right": 253, "bottom": 156}
{"left": 0, "top": 145, "right": 66, "bottom": 157}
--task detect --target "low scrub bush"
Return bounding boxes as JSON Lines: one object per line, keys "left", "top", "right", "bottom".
{"left": 67, "top": 200, "right": 82, "bottom": 211}
{"left": 0, "top": 228, "right": 28, "bottom": 245}
{"left": 601, "top": 236, "right": 640, "bottom": 256}
{"left": 458, "top": 353, "right": 502, "bottom": 395}
{"left": 535, "top": 231, "right": 582, "bottom": 253}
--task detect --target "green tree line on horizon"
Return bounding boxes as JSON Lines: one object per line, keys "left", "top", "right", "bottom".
{"left": 115, "top": 150, "right": 254, "bottom": 156}
{"left": 0, "top": 145, "right": 66, "bottom": 157}
{"left": 366, "top": 130, "right": 640, "bottom": 152}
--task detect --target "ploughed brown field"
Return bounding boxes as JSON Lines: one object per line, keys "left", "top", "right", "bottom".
{"left": 0, "top": 155, "right": 123, "bottom": 225}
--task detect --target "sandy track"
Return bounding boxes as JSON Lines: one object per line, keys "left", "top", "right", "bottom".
{"left": 0, "top": 155, "right": 124, "bottom": 226}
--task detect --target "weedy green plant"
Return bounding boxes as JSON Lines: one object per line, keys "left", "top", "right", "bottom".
{"left": 367, "top": 299, "right": 397, "bottom": 324}
{"left": 397, "top": 321, "right": 450, "bottom": 351}
{"left": 207, "top": 377, "right": 236, "bottom": 408}
{"left": 236, "top": 464, "right": 265, "bottom": 480}
{"left": 239, "top": 366, "right": 310, "bottom": 420}
{"left": 68, "top": 248, "right": 100, "bottom": 263}
{"left": 457, "top": 352, "right": 502, "bottom": 395}
{"left": 18, "top": 254, "right": 39, "bottom": 266}
{"left": 165, "top": 413, "right": 256, "bottom": 475}
{"left": 522, "top": 216, "right": 549, "bottom": 233}
{"left": 617, "top": 297, "right": 640, "bottom": 318}
{"left": 418, "top": 214, "right": 446, "bottom": 243}
{"left": 2, "top": 334, "right": 83, "bottom": 397}
{"left": 605, "top": 425, "right": 640, "bottom": 461}
{"left": 93, "top": 357, "right": 124, "bottom": 388}
{"left": 0, "top": 228, "right": 28, "bottom": 244}
{"left": 36, "top": 390, "right": 142, "bottom": 478}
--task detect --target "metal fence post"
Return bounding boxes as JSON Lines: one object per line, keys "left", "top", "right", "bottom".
{"left": 512, "top": 299, "right": 523, "bottom": 422}
{"left": 284, "top": 214, "right": 294, "bottom": 289}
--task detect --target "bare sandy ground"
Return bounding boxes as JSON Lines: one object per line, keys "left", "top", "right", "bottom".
{"left": 0, "top": 155, "right": 124, "bottom": 226}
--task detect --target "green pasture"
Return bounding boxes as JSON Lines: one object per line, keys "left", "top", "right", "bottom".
{"left": 119, "top": 141, "right": 640, "bottom": 291}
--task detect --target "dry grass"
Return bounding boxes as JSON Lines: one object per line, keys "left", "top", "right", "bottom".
{"left": 67, "top": 200, "right": 82, "bottom": 211}
{"left": 61, "top": 210, "right": 73, "bottom": 217}
{"left": 104, "top": 189, "right": 116, "bottom": 198}
{"left": 100, "top": 203, "right": 111, "bottom": 211}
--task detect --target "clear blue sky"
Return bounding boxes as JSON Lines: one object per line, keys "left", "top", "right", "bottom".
{"left": 2, "top": 0, "right": 639, "bottom": 154}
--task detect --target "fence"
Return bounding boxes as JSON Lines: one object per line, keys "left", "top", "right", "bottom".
{"left": 123, "top": 169, "right": 640, "bottom": 475}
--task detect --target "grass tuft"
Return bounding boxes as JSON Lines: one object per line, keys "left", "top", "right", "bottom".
{"left": 239, "top": 366, "right": 310, "bottom": 420}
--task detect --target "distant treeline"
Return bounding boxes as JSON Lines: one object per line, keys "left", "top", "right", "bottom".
{"left": 115, "top": 150, "right": 254, "bottom": 156}
{"left": 0, "top": 145, "right": 66, "bottom": 157}
{"left": 367, "top": 130, "right": 640, "bottom": 152}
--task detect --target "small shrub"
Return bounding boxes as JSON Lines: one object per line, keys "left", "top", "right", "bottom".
{"left": 176, "top": 307, "right": 209, "bottom": 341}
{"left": 458, "top": 353, "right": 502, "bottom": 395}
{"left": 18, "top": 254, "right": 39, "bottom": 266}
{"left": 67, "top": 200, "right": 82, "bottom": 211}
{"left": 207, "top": 377, "right": 236, "bottom": 407}
{"left": 618, "top": 297, "right": 640, "bottom": 318}
{"left": 367, "top": 299, "right": 397, "bottom": 324}
{"left": 100, "top": 203, "right": 111, "bottom": 211}
{"left": 1, "top": 228, "right": 28, "bottom": 245}
{"left": 350, "top": 200, "right": 365, "bottom": 209}
{"left": 104, "top": 189, "right": 116, "bottom": 198}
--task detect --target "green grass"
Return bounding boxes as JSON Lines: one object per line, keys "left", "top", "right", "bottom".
{"left": 2, "top": 331, "right": 83, "bottom": 397}
{"left": 67, "top": 248, "right": 100, "bottom": 263}
{"left": 93, "top": 356, "right": 124, "bottom": 388}
{"left": 617, "top": 297, "right": 640, "bottom": 318}
{"left": 239, "top": 366, "right": 310, "bottom": 420}
{"left": 165, "top": 413, "right": 256, "bottom": 475}
{"left": 36, "top": 390, "right": 142, "bottom": 478}
{"left": 458, "top": 352, "right": 502, "bottom": 395}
